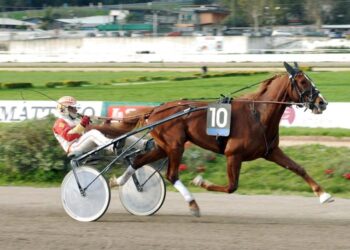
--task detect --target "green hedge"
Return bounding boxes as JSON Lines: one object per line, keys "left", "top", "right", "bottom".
{"left": 2, "top": 82, "right": 33, "bottom": 89}
{"left": 112, "top": 71, "right": 267, "bottom": 84}
{"left": 137, "top": 76, "right": 149, "bottom": 82}
{"left": 171, "top": 76, "right": 198, "bottom": 81}
{"left": 46, "top": 81, "right": 91, "bottom": 88}
{"left": 149, "top": 76, "right": 168, "bottom": 81}
{"left": 299, "top": 66, "right": 313, "bottom": 72}
{"left": 45, "top": 81, "right": 64, "bottom": 88}
{"left": 63, "top": 80, "right": 90, "bottom": 87}
{"left": 0, "top": 116, "right": 68, "bottom": 183}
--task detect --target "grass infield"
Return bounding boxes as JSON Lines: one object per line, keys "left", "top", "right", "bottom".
{"left": 0, "top": 71, "right": 349, "bottom": 102}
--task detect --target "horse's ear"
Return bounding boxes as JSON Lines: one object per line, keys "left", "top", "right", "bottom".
{"left": 283, "top": 62, "right": 295, "bottom": 76}
{"left": 293, "top": 62, "right": 299, "bottom": 70}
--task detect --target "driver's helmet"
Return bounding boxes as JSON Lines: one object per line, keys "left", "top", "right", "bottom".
{"left": 56, "top": 96, "right": 78, "bottom": 117}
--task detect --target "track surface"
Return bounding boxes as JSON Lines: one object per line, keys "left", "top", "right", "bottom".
{"left": 0, "top": 187, "right": 349, "bottom": 250}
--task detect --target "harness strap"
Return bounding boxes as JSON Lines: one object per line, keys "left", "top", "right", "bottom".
{"left": 249, "top": 98, "right": 282, "bottom": 157}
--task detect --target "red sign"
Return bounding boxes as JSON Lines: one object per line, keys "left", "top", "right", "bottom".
{"left": 107, "top": 106, "right": 148, "bottom": 119}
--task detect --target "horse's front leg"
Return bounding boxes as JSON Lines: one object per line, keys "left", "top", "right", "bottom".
{"left": 193, "top": 154, "right": 242, "bottom": 193}
{"left": 265, "top": 147, "right": 334, "bottom": 204}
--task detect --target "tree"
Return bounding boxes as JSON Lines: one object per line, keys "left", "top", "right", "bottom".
{"left": 304, "top": 0, "right": 334, "bottom": 29}
{"left": 270, "top": 0, "right": 304, "bottom": 25}
{"left": 125, "top": 12, "right": 144, "bottom": 22}
{"left": 221, "top": 0, "right": 281, "bottom": 28}
{"left": 236, "top": 0, "right": 269, "bottom": 31}
{"left": 220, "top": 0, "right": 248, "bottom": 27}
{"left": 305, "top": 0, "right": 322, "bottom": 29}
{"left": 40, "top": 8, "right": 55, "bottom": 30}
{"left": 331, "top": 0, "right": 350, "bottom": 24}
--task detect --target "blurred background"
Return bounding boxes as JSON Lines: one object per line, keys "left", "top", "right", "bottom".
{"left": 0, "top": 0, "right": 349, "bottom": 62}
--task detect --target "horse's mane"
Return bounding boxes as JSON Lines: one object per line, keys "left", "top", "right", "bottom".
{"left": 242, "top": 74, "right": 283, "bottom": 99}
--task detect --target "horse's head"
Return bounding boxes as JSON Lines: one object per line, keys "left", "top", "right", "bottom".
{"left": 284, "top": 62, "right": 327, "bottom": 114}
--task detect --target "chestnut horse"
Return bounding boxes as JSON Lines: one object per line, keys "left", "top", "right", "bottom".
{"left": 93, "top": 62, "right": 333, "bottom": 217}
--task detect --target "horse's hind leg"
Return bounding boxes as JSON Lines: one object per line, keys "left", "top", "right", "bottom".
{"left": 265, "top": 147, "right": 333, "bottom": 204}
{"left": 165, "top": 145, "right": 201, "bottom": 217}
{"left": 109, "top": 146, "right": 166, "bottom": 187}
{"left": 133, "top": 146, "right": 167, "bottom": 168}
{"left": 193, "top": 154, "right": 242, "bottom": 193}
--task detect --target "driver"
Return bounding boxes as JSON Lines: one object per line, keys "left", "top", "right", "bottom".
{"left": 53, "top": 96, "right": 154, "bottom": 188}
{"left": 52, "top": 96, "right": 115, "bottom": 155}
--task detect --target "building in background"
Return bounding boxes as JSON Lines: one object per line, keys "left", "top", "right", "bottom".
{"left": 176, "top": 6, "right": 229, "bottom": 35}
{"left": 0, "top": 18, "right": 36, "bottom": 30}
{"left": 56, "top": 15, "right": 114, "bottom": 30}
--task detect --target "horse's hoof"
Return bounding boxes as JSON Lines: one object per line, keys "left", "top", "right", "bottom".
{"left": 109, "top": 176, "right": 119, "bottom": 188}
{"left": 190, "top": 208, "right": 201, "bottom": 217}
{"left": 319, "top": 192, "right": 334, "bottom": 204}
{"left": 189, "top": 200, "right": 201, "bottom": 217}
{"left": 192, "top": 175, "right": 204, "bottom": 186}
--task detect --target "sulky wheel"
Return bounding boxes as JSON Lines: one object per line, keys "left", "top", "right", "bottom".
{"left": 61, "top": 166, "right": 110, "bottom": 222}
{"left": 119, "top": 164, "right": 166, "bottom": 216}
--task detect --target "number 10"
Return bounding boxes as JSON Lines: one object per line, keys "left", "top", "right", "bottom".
{"left": 209, "top": 107, "right": 228, "bottom": 128}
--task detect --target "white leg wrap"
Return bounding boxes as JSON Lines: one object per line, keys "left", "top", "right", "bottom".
{"left": 116, "top": 165, "right": 135, "bottom": 186}
{"left": 174, "top": 180, "right": 194, "bottom": 203}
{"left": 319, "top": 192, "right": 334, "bottom": 204}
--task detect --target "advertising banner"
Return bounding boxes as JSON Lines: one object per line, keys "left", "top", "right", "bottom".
{"left": 0, "top": 101, "right": 103, "bottom": 122}
{"left": 101, "top": 102, "right": 159, "bottom": 120}
{"left": 280, "top": 102, "right": 350, "bottom": 129}
{"left": 1, "top": 101, "right": 349, "bottom": 129}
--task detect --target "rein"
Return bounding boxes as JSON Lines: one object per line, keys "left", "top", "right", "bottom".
{"left": 234, "top": 99, "right": 304, "bottom": 106}
{"left": 181, "top": 75, "right": 306, "bottom": 107}
{"left": 20, "top": 89, "right": 152, "bottom": 122}
{"left": 115, "top": 76, "right": 308, "bottom": 121}
{"left": 22, "top": 73, "right": 309, "bottom": 123}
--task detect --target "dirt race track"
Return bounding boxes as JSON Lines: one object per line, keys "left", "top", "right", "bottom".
{"left": 0, "top": 187, "right": 349, "bottom": 250}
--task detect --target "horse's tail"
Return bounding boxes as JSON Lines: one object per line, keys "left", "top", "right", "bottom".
{"left": 89, "top": 106, "right": 155, "bottom": 138}
{"left": 108, "top": 106, "right": 154, "bottom": 136}
{"left": 121, "top": 106, "right": 155, "bottom": 128}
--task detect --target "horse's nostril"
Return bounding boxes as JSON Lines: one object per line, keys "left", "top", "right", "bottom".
{"left": 318, "top": 99, "right": 328, "bottom": 110}
{"left": 318, "top": 99, "right": 328, "bottom": 106}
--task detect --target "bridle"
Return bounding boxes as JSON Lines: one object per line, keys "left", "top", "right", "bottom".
{"left": 289, "top": 72, "right": 320, "bottom": 110}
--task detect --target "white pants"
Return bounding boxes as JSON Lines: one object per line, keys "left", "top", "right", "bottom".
{"left": 69, "top": 129, "right": 113, "bottom": 153}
